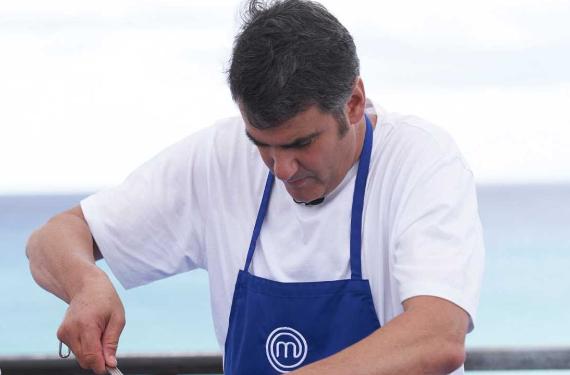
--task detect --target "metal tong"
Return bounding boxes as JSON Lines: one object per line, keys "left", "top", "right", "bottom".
{"left": 59, "top": 341, "right": 124, "bottom": 375}
{"left": 106, "top": 367, "right": 124, "bottom": 375}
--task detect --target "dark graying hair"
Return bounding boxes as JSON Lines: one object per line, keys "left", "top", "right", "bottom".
{"left": 228, "top": 0, "right": 359, "bottom": 133}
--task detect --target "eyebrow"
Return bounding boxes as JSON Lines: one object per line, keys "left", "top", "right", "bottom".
{"left": 245, "top": 130, "right": 321, "bottom": 149}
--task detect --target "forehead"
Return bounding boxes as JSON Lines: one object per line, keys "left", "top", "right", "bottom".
{"left": 244, "top": 105, "right": 337, "bottom": 145}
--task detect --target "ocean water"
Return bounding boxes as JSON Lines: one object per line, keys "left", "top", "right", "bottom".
{"left": 1, "top": 185, "right": 570, "bottom": 374}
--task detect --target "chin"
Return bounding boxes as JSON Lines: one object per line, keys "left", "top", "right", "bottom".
{"left": 283, "top": 177, "right": 326, "bottom": 203}
{"left": 285, "top": 187, "right": 323, "bottom": 203}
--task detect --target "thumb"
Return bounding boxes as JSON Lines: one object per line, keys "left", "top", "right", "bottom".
{"left": 102, "top": 313, "right": 125, "bottom": 368}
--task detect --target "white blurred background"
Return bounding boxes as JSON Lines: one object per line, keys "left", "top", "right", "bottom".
{"left": 1, "top": 0, "right": 569, "bottom": 193}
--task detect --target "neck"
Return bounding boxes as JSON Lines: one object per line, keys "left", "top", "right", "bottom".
{"left": 351, "top": 116, "right": 368, "bottom": 166}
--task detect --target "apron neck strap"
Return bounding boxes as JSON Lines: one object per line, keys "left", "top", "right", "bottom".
{"left": 349, "top": 114, "right": 373, "bottom": 280}
{"left": 244, "top": 172, "right": 275, "bottom": 272}
{"left": 244, "top": 115, "right": 374, "bottom": 278}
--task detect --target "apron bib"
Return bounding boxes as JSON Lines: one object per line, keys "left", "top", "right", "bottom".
{"left": 224, "top": 116, "right": 381, "bottom": 374}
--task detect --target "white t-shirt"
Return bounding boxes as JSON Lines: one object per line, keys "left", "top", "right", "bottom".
{"left": 81, "top": 102, "right": 484, "bottom": 375}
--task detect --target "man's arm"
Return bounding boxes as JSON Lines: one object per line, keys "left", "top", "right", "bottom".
{"left": 26, "top": 205, "right": 125, "bottom": 375}
{"left": 292, "top": 296, "right": 469, "bottom": 375}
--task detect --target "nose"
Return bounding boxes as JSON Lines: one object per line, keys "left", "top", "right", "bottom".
{"left": 268, "top": 147, "right": 298, "bottom": 181}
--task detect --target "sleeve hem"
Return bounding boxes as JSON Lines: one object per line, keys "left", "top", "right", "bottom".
{"left": 399, "top": 282, "right": 478, "bottom": 333}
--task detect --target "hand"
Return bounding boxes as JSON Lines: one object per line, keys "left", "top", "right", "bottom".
{"left": 57, "top": 273, "right": 125, "bottom": 375}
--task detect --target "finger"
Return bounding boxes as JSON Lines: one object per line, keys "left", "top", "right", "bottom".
{"left": 57, "top": 324, "right": 79, "bottom": 359}
{"left": 77, "top": 326, "right": 106, "bottom": 374}
{"left": 102, "top": 312, "right": 126, "bottom": 368}
{"left": 58, "top": 329, "right": 94, "bottom": 374}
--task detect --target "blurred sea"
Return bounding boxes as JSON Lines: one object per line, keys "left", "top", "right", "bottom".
{"left": 1, "top": 185, "right": 570, "bottom": 374}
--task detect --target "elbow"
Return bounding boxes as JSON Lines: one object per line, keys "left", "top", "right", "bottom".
{"left": 429, "top": 340, "right": 466, "bottom": 374}
{"left": 443, "top": 342, "right": 466, "bottom": 373}
{"left": 26, "top": 226, "right": 47, "bottom": 282}
{"left": 26, "top": 211, "right": 73, "bottom": 260}
{"left": 26, "top": 215, "right": 58, "bottom": 267}
{"left": 26, "top": 227, "right": 42, "bottom": 260}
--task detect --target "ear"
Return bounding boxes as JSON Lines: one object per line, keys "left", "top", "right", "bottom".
{"left": 345, "top": 77, "right": 366, "bottom": 126}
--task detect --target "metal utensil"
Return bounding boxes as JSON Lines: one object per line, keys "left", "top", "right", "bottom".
{"left": 59, "top": 341, "right": 123, "bottom": 374}
{"left": 59, "top": 341, "right": 71, "bottom": 358}
{"left": 106, "top": 367, "right": 124, "bottom": 375}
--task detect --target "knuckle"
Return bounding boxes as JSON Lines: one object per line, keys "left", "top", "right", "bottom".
{"left": 117, "top": 315, "right": 126, "bottom": 327}
{"left": 56, "top": 328, "right": 65, "bottom": 341}
{"left": 105, "top": 343, "right": 119, "bottom": 353}
{"left": 57, "top": 325, "right": 73, "bottom": 343}
{"left": 103, "top": 336, "right": 120, "bottom": 351}
{"left": 79, "top": 352, "right": 100, "bottom": 368}
{"left": 81, "top": 321, "right": 98, "bottom": 331}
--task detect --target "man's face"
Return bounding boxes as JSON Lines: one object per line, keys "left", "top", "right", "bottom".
{"left": 245, "top": 105, "right": 359, "bottom": 203}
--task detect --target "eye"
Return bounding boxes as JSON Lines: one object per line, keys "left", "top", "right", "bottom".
{"left": 298, "top": 139, "right": 313, "bottom": 148}
{"left": 285, "top": 138, "right": 313, "bottom": 149}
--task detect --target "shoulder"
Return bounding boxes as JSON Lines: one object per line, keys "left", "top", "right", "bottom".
{"left": 207, "top": 116, "right": 246, "bottom": 144}
{"left": 200, "top": 116, "right": 265, "bottom": 175}
{"left": 195, "top": 116, "right": 258, "bottom": 158}
{"left": 175, "top": 116, "right": 246, "bottom": 152}
{"left": 367, "top": 108, "right": 477, "bottom": 222}
{"left": 159, "top": 115, "right": 259, "bottom": 169}
{"left": 374, "top": 109, "right": 472, "bottom": 179}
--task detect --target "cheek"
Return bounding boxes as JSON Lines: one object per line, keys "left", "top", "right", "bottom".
{"left": 299, "top": 151, "right": 326, "bottom": 175}
{"left": 319, "top": 142, "right": 346, "bottom": 176}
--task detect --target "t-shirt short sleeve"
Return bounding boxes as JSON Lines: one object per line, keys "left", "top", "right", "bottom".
{"left": 391, "top": 126, "right": 484, "bottom": 332}
{"left": 81, "top": 127, "right": 215, "bottom": 289}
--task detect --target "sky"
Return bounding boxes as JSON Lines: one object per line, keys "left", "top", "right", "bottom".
{"left": 0, "top": 0, "right": 569, "bottom": 193}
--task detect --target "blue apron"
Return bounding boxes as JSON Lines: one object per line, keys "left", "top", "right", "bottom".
{"left": 224, "top": 115, "right": 381, "bottom": 374}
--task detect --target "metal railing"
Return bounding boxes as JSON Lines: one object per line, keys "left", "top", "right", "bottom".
{"left": 1, "top": 348, "right": 570, "bottom": 374}
{"left": 466, "top": 347, "right": 570, "bottom": 370}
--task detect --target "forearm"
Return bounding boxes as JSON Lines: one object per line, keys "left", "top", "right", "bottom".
{"left": 293, "top": 296, "right": 467, "bottom": 375}
{"left": 26, "top": 206, "right": 125, "bottom": 374}
{"left": 26, "top": 207, "right": 106, "bottom": 303}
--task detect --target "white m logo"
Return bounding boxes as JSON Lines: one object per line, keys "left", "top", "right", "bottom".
{"left": 266, "top": 327, "right": 308, "bottom": 373}
{"left": 275, "top": 341, "right": 302, "bottom": 358}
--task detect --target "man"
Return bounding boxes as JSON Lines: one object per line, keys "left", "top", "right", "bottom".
{"left": 26, "top": 0, "right": 484, "bottom": 374}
